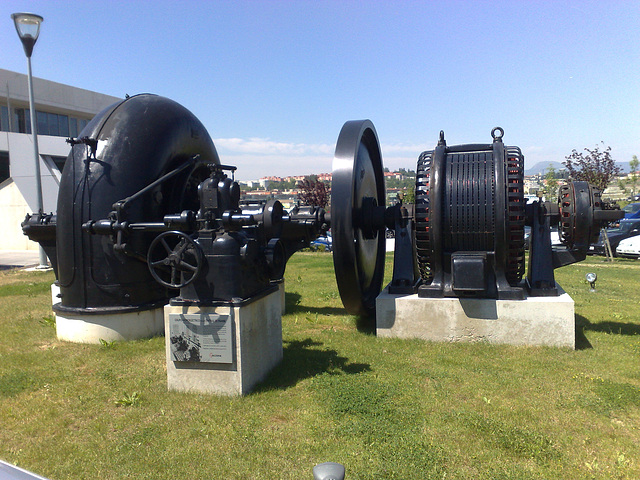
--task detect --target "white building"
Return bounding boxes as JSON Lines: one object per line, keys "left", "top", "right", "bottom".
{"left": 259, "top": 178, "right": 271, "bottom": 190}
{"left": 0, "top": 68, "right": 120, "bottom": 250}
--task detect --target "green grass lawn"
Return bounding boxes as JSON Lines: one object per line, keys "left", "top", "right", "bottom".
{"left": 0, "top": 253, "right": 638, "bottom": 479}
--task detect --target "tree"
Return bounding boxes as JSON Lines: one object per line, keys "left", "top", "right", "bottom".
{"left": 296, "top": 178, "right": 330, "bottom": 208}
{"left": 630, "top": 155, "right": 639, "bottom": 175}
{"left": 563, "top": 142, "right": 621, "bottom": 191}
{"left": 542, "top": 164, "right": 559, "bottom": 197}
{"left": 627, "top": 155, "right": 639, "bottom": 197}
{"left": 400, "top": 186, "right": 415, "bottom": 204}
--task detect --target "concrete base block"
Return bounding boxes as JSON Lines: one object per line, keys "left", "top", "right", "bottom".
{"left": 164, "top": 288, "right": 283, "bottom": 396}
{"left": 51, "top": 283, "right": 60, "bottom": 307}
{"left": 376, "top": 285, "right": 575, "bottom": 349}
{"left": 55, "top": 307, "right": 164, "bottom": 344}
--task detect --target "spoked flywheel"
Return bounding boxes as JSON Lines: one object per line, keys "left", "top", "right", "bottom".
{"left": 331, "top": 120, "right": 386, "bottom": 317}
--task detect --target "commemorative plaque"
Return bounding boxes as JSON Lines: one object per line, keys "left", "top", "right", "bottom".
{"left": 168, "top": 313, "right": 233, "bottom": 364}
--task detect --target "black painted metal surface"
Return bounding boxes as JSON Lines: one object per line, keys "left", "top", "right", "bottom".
{"left": 21, "top": 213, "right": 58, "bottom": 275}
{"left": 331, "top": 120, "right": 386, "bottom": 317}
{"left": 81, "top": 157, "right": 330, "bottom": 306}
{"left": 331, "top": 122, "right": 624, "bottom": 314}
{"left": 416, "top": 129, "right": 525, "bottom": 299}
{"left": 55, "top": 94, "right": 218, "bottom": 313}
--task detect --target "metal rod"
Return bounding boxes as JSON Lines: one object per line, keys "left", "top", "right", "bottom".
{"left": 115, "top": 155, "right": 199, "bottom": 213}
{"left": 26, "top": 55, "right": 48, "bottom": 268}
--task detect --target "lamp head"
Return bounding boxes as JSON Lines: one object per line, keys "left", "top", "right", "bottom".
{"left": 586, "top": 272, "right": 597, "bottom": 291}
{"left": 11, "top": 12, "right": 43, "bottom": 58}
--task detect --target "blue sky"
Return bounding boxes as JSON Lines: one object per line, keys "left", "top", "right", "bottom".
{"left": 1, "top": 0, "right": 638, "bottom": 180}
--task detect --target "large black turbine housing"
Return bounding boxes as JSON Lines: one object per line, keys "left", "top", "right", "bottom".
{"left": 22, "top": 94, "right": 331, "bottom": 318}
{"left": 23, "top": 94, "right": 330, "bottom": 322}
{"left": 55, "top": 94, "right": 218, "bottom": 315}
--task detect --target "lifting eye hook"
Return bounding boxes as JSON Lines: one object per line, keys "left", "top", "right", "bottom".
{"left": 491, "top": 127, "right": 504, "bottom": 142}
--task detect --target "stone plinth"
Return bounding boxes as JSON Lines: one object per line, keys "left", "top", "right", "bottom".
{"left": 55, "top": 307, "right": 164, "bottom": 344}
{"left": 376, "top": 286, "right": 575, "bottom": 349}
{"left": 164, "top": 287, "right": 283, "bottom": 396}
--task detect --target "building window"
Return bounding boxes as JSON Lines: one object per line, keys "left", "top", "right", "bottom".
{"left": 37, "top": 110, "right": 48, "bottom": 135}
{"left": 47, "top": 112, "right": 59, "bottom": 137}
{"left": 0, "top": 151, "right": 9, "bottom": 183}
{"left": 8, "top": 107, "right": 90, "bottom": 138}
{"left": 49, "top": 155, "right": 67, "bottom": 173}
{"left": 41, "top": 155, "right": 67, "bottom": 185}
{"left": 69, "top": 117, "right": 78, "bottom": 137}
{"left": 13, "top": 108, "right": 31, "bottom": 134}
{"left": 1, "top": 106, "right": 9, "bottom": 132}
{"left": 58, "top": 115, "right": 69, "bottom": 137}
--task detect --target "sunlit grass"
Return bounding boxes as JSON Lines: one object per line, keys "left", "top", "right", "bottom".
{"left": 0, "top": 254, "right": 638, "bottom": 479}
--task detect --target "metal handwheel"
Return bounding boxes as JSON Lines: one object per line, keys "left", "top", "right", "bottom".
{"left": 147, "top": 231, "right": 203, "bottom": 288}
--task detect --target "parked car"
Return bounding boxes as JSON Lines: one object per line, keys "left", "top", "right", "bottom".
{"left": 310, "top": 234, "right": 332, "bottom": 252}
{"left": 524, "top": 226, "right": 562, "bottom": 250}
{"left": 622, "top": 202, "right": 640, "bottom": 219}
{"left": 589, "top": 219, "right": 640, "bottom": 256}
{"left": 615, "top": 235, "right": 640, "bottom": 258}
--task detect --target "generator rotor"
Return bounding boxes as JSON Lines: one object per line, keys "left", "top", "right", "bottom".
{"left": 415, "top": 150, "right": 433, "bottom": 281}
{"left": 415, "top": 127, "right": 526, "bottom": 298}
{"left": 558, "top": 181, "right": 610, "bottom": 250}
{"left": 504, "top": 146, "right": 526, "bottom": 285}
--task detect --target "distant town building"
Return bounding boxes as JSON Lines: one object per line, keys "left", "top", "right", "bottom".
{"left": 259, "top": 178, "right": 271, "bottom": 189}
{"left": 384, "top": 171, "right": 404, "bottom": 180}
{"left": 0, "top": 68, "right": 120, "bottom": 250}
{"left": 241, "top": 170, "right": 414, "bottom": 211}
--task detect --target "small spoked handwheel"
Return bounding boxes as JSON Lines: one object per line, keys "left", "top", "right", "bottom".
{"left": 147, "top": 231, "right": 203, "bottom": 289}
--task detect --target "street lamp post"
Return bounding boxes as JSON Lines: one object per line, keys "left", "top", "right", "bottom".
{"left": 11, "top": 12, "right": 48, "bottom": 268}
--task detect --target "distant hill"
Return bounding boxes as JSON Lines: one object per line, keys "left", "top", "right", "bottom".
{"left": 524, "top": 162, "right": 564, "bottom": 176}
{"left": 525, "top": 161, "right": 634, "bottom": 176}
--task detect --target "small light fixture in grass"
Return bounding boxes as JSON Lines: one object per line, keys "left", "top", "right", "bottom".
{"left": 313, "top": 462, "right": 345, "bottom": 480}
{"left": 586, "top": 272, "right": 597, "bottom": 292}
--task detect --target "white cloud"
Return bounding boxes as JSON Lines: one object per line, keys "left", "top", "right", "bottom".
{"left": 212, "top": 137, "right": 430, "bottom": 180}
{"left": 215, "top": 137, "right": 428, "bottom": 158}
{"left": 214, "top": 137, "right": 334, "bottom": 156}
{"left": 381, "top": 143, "right": 429, "bottom": 157}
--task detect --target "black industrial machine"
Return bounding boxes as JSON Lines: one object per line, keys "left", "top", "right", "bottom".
{"left": 23, "top": 96, "right": 622, "bottom": 323}
{"left": 329, "top": 121, "right": 624, "bottom": 317}
{"left": 23, "top": 94, "right": 329, "bottom": 320}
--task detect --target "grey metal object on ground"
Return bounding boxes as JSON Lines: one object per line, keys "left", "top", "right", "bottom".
{"left": 313, "top": 462, "right": 346, "bottom": 480}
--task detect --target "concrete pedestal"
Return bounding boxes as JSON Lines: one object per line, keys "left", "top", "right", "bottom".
{"left": 164, "top": 287, "right": 283, "bottom": 396}
{"left": 55, "top": 307, "right": 165, "bottom": 344}
{"left": 52, "top": 282, "right": 165, "bottom": 344}
{"left": 376, "top": 285, "right": 575, "bottom": 349}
